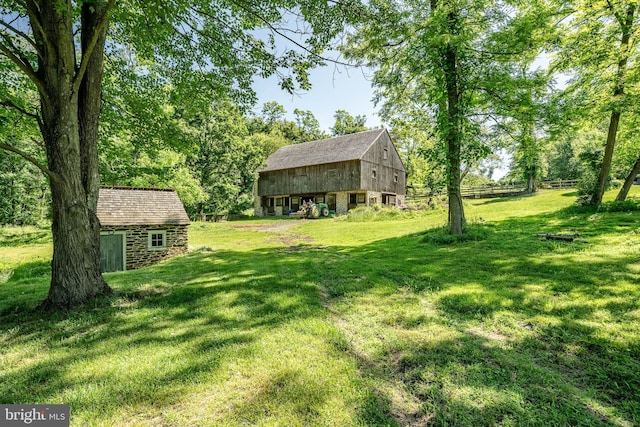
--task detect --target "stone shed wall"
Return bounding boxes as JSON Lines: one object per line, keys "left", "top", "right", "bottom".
{"left": 101, "top": 224, "right": 188, "bottom": 270}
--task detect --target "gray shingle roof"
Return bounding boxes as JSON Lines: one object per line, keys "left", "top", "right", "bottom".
{"left": 259, "top": 128, "right": 386, "bottom": 172}
{"left": 97, "top": 187, "right": 190, "bottom": 226}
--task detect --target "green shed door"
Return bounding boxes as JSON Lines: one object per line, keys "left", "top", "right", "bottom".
{"left": 100, "top": 233, "right": 125, "bottom": 272}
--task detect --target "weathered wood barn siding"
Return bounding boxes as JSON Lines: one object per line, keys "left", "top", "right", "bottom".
{"left": 360, "top": 130, "right": 406, "bottom": 194}
{"left": 258, "top": 160, "right": 361, "bottom": 196}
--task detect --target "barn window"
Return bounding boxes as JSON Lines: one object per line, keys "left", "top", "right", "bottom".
{"left": 383, "top": 149, "right": 388, "bottom": 160}
{"left": 394, "top": 174, "right": 398, "bottom": 183}
{"left": 372, "top": 169, "right": 377, "bottom": 179}
{"left": 276, "top": 197, "right": 283, "bottom": 207}
{"left": 316, "top": 195, "right": 325, "bottom": 203}
{"left": 349, "top": 193, "right": 357, "bottom": 204}
{"left": 148, "top": 230, "right": 167, "bottom": 250}
{"left": 357, "top": 193, "right": 366, "bottom": 204}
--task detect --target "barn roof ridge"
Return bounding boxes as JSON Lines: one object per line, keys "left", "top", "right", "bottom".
{"left": 100, "top": 185, "right": 175, "bottom": 192}
{"left": 358, "top": 128, "right": 386, "bottom": 161}
{"left": 259, "top": 128, "right": 388, "bottom": 172}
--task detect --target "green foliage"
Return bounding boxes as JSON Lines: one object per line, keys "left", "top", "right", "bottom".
{"left": 0, "top": 85, "right": 49, "bottom": 225}
{"left": 551, "top": 0, "right": 640, "bottom": 205}
{"left": 345, "top": 205, "right": 442, "bottom": 222}
{"left": 0, "top": 0, "right": 364, "bottom": 225}
{"left": 597, "top": 198, "right": 640, "bottom": 212}
{"left": 420, "top": 223, "right": 494, "bottom": 244}
{"left": 0, "top": 151, "right": 50, "bottom": 225}
{"left": 545, "top": 138, "right": 581, "bottom": 180}
{"left": 330, "top": 109, "right": 367, "bottom": 136}
{"left": 344, "top": 0, "right": 550, "bottom": 232}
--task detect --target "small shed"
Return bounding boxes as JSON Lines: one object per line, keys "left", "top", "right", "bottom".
{"left": 97, "top": 186, "right": 190, "bottom": 273}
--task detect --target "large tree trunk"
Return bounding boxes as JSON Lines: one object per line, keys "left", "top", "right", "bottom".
{"left": 591, "top": 5, "right": 635, "bottom": 206}
{"left": 31, "top": 1, "right": 111, "bottom": 308}
{"left": 616, "top": 154, "right": 640, "bottom": 201}
{"left": 442, "top": 9, "right": 465, "bottom": 235}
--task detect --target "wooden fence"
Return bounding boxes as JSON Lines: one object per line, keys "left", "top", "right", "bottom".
{"left": 405, "top": 179, "right": 579, "bottom": 203}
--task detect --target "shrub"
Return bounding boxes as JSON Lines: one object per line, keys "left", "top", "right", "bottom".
{"left": 420, "top": 223, "right": 494, "bottom": 244}
{"left": 597, "top": 199, "right": 640, "bottom": 212}
{"left": 345, "top": 205, "right": 441, "bottom": 222}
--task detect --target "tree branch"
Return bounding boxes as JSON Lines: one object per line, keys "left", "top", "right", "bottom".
{"left": 0, "top": 98, "right": 43, "bottom": 130}
{"left": 0, "top": 40, "right": 46, "bottom": 96}
{"left": 24, "top": 0, "right": 53, "bottom": 56}
{"left": 0, "top": 19, "right": 40, "bottom": 53}
{"left": 0, "top": 142, "right": 60, "bottom": 182}
{"left": 72, "top": 0, "right": 116, "bottom": 95}
{"left": 229, "top": 0, "right": 354, "bottom": 67}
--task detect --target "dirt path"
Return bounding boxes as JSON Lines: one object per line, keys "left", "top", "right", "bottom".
{"left": 229, "top": 221, "right": 301, "bottom": 233}
{"left": 230, "top": 220, "right": 316, "bottom": 247}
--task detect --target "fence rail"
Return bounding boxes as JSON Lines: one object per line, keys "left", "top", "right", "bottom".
{"left": 405, "top": 179, "right": 578, "bottom": 202}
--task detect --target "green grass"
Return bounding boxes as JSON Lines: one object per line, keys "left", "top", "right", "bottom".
{"left": 1, "top": 188, "right": 639, "bottom": 426}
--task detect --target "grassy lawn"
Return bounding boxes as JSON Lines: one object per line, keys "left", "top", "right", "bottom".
{"left": 1, "top": 188, "right": 639, "bottom": 426}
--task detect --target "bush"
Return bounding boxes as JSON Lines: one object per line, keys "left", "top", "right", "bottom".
{"left": 420, "top": 223, "right": 494, "bottom": 245}
{"left": 598, "top": 199, "right": 640, "bottom": 212}
{"left": 345, "top": 205, "right": 441, "bottom": 222}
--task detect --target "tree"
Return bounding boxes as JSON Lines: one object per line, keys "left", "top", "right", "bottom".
{"left": 616, "top": 154, "right": 640, "bottom": 201}
{"left": 261, "top": 102, "right": 287, "bottom": 126}
{"left": 344, "top": 0, "right": 540, "bottom": 234}
{"left": 0, "top": 0, "right": 364, "bottom": 308}
{"left": 0, "top": 74, "right": 49, "bottom": 225}
{"left": 185, "top": 101, "right": 264, "bottom": 215}
{"left": 553, "top": 0, "right": 639, "bottom": 206}
{"left": 294, "top": 108, "right": 327, "bottom": 141}
{"left": 330, "top": 109, "right": 367, "bottom": 136}
{"left": 613, "top": 113, "right": 640, "bottom": 200}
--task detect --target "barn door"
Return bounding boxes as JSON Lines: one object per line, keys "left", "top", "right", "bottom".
{"left": 100, "top": 233, "right": 125, "bottom": 272}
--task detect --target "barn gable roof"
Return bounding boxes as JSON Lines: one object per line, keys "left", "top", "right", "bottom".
{"left": 97, "top": 187, "right": 190, "bottom": 226}
{"left": 259, "top": 128, "right": 388, "bottom": 172}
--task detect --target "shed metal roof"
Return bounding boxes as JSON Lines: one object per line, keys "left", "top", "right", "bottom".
{"left": 259, "top": 128, "right": 387, "bottom": 172}
{"left": 97, "top": 187, "right": 190, "bottom": 226}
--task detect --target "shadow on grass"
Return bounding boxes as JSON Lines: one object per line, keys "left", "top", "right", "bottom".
{"left": 0, "top": 204, "right": 639, "bottom": 425}
{"left": 0, "top": 230, "right": 51, "bottom": 247}
{"left": 317, "top": 207, "right": 640, "bottom": 425}
{"left": 471, "top": 192, "right": 538, "bottom": 205}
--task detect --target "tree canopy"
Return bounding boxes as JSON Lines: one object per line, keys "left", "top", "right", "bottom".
{"left": 0, "top": 0, "right": 365, "bottom": 308}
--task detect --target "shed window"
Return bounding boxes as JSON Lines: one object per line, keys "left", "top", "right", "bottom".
{"left": 148, "top": 230, "right": 167, "bottom": 250}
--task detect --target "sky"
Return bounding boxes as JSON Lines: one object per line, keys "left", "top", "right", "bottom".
{"left": 252, "top": 65, "right": 511, "bottom": 180}
{"left": 251, "top": 63, "right": 382, "bottom": 133}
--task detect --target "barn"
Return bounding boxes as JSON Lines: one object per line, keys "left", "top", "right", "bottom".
{"left": 97, "top": 187, "right": 190, "bottom": 273}
{"left": 255, "top": 128, "right": 406, "bottom": 216}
